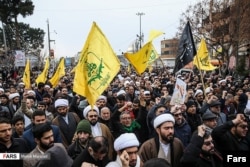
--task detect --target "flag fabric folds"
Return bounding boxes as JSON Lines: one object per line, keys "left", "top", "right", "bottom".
{"left": 148, "top": 30, "right": 164, "bottom": 42}
{"left": 125, "top": 42, "right": 154, "bottom": 75}
{"left": 173, "top": 21, "right": 196, "bottom": 74}
{"left": 23, "top": 59, "right": 31, "bottom": 89}
{"left": 49, "top": 57, "right": 65, "bottom": 88}
{"left": 73, "top": 22, "right": 120, "bottom": 106}
{"left": 193, "top": 38, "right": 217, "bottom": 71}
{"left": 36, "top": 58, "right": 50, "bottom": 84}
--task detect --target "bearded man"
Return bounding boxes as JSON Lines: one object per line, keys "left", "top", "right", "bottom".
{"left": 23, "top": 122, "right": 58, "bottom": 167}
{"left": 138, "top": 113, "right": 184, "bottom": 167}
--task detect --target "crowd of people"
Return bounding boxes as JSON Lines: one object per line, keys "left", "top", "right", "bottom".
{"left": 0, "top": 66, "right": 250, "bottom": 167}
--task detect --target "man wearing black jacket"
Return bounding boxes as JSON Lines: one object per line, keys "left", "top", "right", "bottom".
{"left": 181, "top": 125, "right": 223, "bottom": 167}
{"left": 0, "top": 117, "right": 29, "bottom": 167}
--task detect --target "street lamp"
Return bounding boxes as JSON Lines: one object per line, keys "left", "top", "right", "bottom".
{"left": 136, "top": 12, "right": 145, "bottom": 49}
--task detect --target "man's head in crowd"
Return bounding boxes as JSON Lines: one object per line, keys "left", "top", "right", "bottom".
{"left": 76, "top": 120, "right": 92, "bottom": 146}
{"left": 114, "top": 133, "right": 140, "bottom": 167}
{"left": 55, "top": 99, "right": 69, "bottom": 117}
{"left": 116, "top": 94, "right": 126, "bottom": 108}
{"left": 186, "top": 100, "right": 197, "bottom": 115}
{"left": 171, "top": 105, "right": 184, "bottom": 126}
{"left": 42, "top": 93, "right": 52, "bottom": 105}
{"left": 12, "top": 115, "right": 25, "bottom": 136}
{"left": 202, "top": 133, "right": 215, "bottom": 155}
{"left": 120, "top": 111, "right": 132, "bottom": 127}
{"left": 0, "top": 117, "right": 12, "bottom": 145}
{"left": 100, "top": 107, "right": 111, "bottom": 121}
{"left": 202, "top": 109, "right": 218, "bottom": 130}
{"left": 96, "top": 96, "right": 107, "bottom": 109}
{"left": 83, "top": 105, "right": 99, "bottom": 126}
{"left": 32, "top": 110, "right": 47, "bottom": 125}
{"left": 32, "top": 122, "right": 54, "bottom": 152}
{"left": 88, "top": 136, "right": 109, "bottom": 161}
{"left": 154, "top": 113, "right": 175, "bottom": 143}
{"left": 209, "top": 101, "right": 221, "bottom": 115}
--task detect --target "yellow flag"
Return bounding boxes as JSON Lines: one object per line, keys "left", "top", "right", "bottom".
{"left": 125, "top": 42, "right": 154, "bottom": 75}
{"left": 147, "top": 44, "right": 159, "bottom": 66}
{"left": 73, "top": 22, "right": 120, "bottom": 106}
{"left": 23, "top": 59, "right": 31, "bottom": 89}
{"left": 193, "top": 38, "right": 217, "bottom": 71}
{"left": 148, "top": 30, "right": 164, "bottom": 42}
{"left": 49, "top": 57, "right": 65, "bottom": 88}
{"left": 36, "top": 58, "right": 50, "bottom": 84}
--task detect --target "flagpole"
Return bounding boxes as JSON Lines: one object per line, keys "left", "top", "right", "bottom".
{"left": 196, "top": 55, "right": 207, "bottom": 100}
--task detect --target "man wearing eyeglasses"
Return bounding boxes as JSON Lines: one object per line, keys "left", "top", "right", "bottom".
{"left": 181, "top": 125, "right": 223, "bottom": 167}
{"left": 170, "top": 105, "right": 191, "bottom": 148}
{"left": 212, "top": 114, "right": 249, "bottom": 156}
{"left": 83, "top": 105, "right": 114, "bottom": 160}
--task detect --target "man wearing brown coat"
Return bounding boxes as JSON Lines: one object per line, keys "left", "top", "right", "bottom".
{"left": 138, "top": 113, "right": 184, "bottom": 167}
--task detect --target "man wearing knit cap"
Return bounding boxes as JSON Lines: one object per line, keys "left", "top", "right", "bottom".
{"left": 185, "top": 100, "right": 202, "bottom": 133}
{"left": 139, "top": 113, "right": 184, "bottom": 167}
{"left": 67, "top": 120, "right": 92, "bottom": 159}
{"left": 106, "top": 133, "right": 142, "bottom": 167}
{"left": 52, "top": 98, "right": 80, "bottom": 148}
{"left": 83, "top": 105, "right": 114, "bottom": 160}
{"left": 202, "top": 109, "right": 218, "bottom": 133}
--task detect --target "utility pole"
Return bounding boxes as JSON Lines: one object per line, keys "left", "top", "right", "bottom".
{"left": 136, "top": 12, "right": 145, "bottom": 49}
{"left": 47, "top": 19, "right": 55, "bottom": 57}
{"left": 47, "top": 19, "right": 55, "bottom": 72}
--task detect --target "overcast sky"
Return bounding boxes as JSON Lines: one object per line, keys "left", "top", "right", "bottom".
{"left": 19, "top": 0, "right": 199, "bottom": 58}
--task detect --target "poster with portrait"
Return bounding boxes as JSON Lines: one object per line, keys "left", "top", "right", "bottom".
{"left": 170, "top": 78, "right": 187, "bottom": 105}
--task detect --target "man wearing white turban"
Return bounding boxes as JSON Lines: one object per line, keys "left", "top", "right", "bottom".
{"left": 138, "top": 113, "right": 184, "bottom": 167}
{"left": 52, "top": 99, "right": 80, "bottom": 148}
{"left": 106, "top": 133, "right": 141, "bottom": 167}
{"left": 83, "top": 105, "right": 114, "bottom": 160}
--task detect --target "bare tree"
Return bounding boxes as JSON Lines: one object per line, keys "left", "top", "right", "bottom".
{"left": 177, "top": 0, "right": 250, "bottom": 76}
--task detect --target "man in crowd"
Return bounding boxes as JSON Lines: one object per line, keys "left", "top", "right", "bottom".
{"left": 139, "top": 113, "right": 184, "bottom": 167}
{"left": 67, "top": 120, "right": 92, "bottom": 159}
{"left": 106, "top": 133, "right": 142, "bottom": 167}
{"left": 72, "top": 136, "right": 110, "bottom": 167}
{"left": 212, "top": 113, "right": 249, "bottom": 155}
{"left": 23, "top": 122, "right": 55, "bottom": 167}
{"left": 170, "top": 105, "right": 191, "bottom": 147}
{"left": 0, "top": 117, "right": 29, "bottom": 167}
{"left": 201, "top": 109, "right": 218, "bottom": 134}
{"left": 83, "top": 105, "right": 114, "bottom": 160}
{"left": 12, "top": 115, "right": 25, "bottom": 138}
{"left": 52, "top": 98, "right": 80, "bottom": 148}
{"left": 181, "top": 125, "right": 223, "bottom": 166}
{"left": 22, "top": 110, "right": 62, "bottom": 151}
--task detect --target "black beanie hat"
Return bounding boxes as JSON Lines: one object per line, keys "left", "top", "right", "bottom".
{"left": 186, "top": 100, "right": 196, "bottom": 109}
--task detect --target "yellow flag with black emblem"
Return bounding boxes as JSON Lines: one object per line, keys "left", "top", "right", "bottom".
{"left": 49, "top": 57, "right": 65, "bottom": 88}
{"left": 36, "top": 58, "right": 50, "bottom": 84}
{"left": 73, "top": 22, "right": 120, "bottom": 106}
{"left": 23, "top": 59, "right": 31, "bottom": 89}
{"left": 193, "top": 38, "right": 217, "bottom": 71}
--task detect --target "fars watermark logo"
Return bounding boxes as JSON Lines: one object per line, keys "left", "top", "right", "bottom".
{"left": 223, "top": 152, "right": 249, "bottom": 167}
{"left": 0, "top": 153, "right": 20, "bottom": 160}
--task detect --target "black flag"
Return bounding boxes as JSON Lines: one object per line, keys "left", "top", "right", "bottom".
{"left": 173, "top": 21, "right": 196, "bottom": 74}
